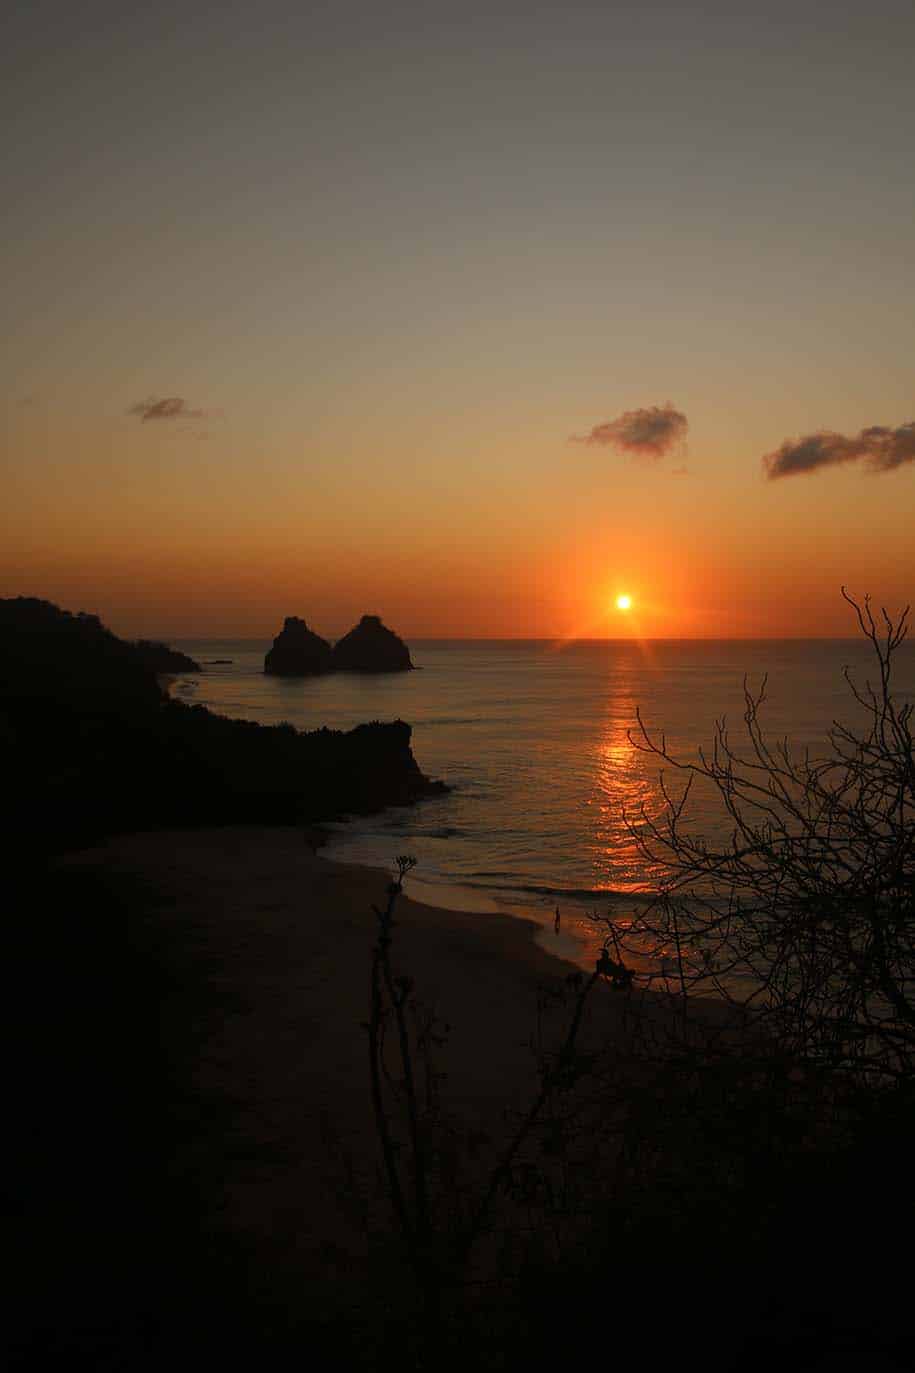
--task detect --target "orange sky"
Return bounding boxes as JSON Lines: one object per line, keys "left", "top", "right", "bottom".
{"left": 3, "top": 2, "right": 913, "bottom": 638}
{"left": 5, "top": 401, "right": 911, "bottom": 638}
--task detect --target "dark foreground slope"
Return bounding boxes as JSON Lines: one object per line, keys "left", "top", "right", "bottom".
{"left": 7, "top": 835, "right": 912, "bottom": 1372}
{"left": 0, "top": 598, "right": 444, "bottom": 854}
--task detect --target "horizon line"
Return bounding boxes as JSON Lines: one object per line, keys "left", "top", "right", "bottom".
{"left": 166, "top": 633, "right": 886, "bottom": 644}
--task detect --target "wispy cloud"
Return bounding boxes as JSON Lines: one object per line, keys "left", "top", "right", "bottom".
{"left": 764, "top": 422, "right": 915, "bottom": 480}
{"left": 129, "top": 396, "right": 208, "bottom": 422}
{"left": 572, "top": 403, "right": 688, "bottom": 459}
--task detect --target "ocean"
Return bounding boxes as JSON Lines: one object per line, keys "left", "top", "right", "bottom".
{"left": 172, "top": 636, "right": 915, "bottom": 966}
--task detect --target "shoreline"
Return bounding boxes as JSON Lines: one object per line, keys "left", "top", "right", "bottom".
{"left": 55, "top": 824, "right": 587, "bottom": 1285}
{"left": 68, "top": 820, "right": 582, "bottom": 986}
{"left": 312, "top": 821, "right": 594, "bottom": 967}
{"left": 16, "top": 819, "right": 793, "bottom": 1364}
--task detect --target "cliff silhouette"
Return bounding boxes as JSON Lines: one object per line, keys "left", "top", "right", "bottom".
{"left": 1, "top": 598, "right": 445, "bottom": 853}
{"left": 133, "top": 639, "right": 203, "bottom": 674}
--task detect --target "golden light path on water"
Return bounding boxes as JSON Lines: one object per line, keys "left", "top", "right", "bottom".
{"left": 567, "top": 660, "right": 674, "bottom": 969}
{"left": 175, "top": 635, "right": 893, "bottom": 981}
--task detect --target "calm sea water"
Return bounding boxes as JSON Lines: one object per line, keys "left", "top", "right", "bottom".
{"left": 172, "top": 638, "right": 915, "bottom": 965}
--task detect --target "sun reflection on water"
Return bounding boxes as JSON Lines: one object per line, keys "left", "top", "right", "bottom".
{"left": 589, "top": 693, "right": 668, "bottom": 892}
{"left": 548, "top": 678, "right": 673, "bottom": 967}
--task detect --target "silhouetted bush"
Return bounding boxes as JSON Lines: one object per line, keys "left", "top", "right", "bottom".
{"left": 607, "top": 589, "right": 915, "bottom": 1090}
{"left": 348, "top": 593, "right": 914, "bottom": 1369}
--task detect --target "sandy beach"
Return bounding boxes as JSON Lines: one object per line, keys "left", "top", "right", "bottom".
{"left": 57, "top": 825, "right": 598, "bottom": 1305}
{"left": 16, "top": 823, "right": 911, "bottom": 1369}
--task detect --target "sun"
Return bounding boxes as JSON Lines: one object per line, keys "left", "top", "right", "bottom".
{"left": 615, "top": 594, "right": 633, "bottom": 612}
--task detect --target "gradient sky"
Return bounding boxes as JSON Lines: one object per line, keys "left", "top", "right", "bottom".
{"left": 3, "top": 0, "right": 914, "bottom": 638}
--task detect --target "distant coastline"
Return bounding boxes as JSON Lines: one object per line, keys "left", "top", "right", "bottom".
{"left": 165, "top": 633, "right": 915, "bottom": 970}
{"left": 0, "top": 598, "right": 447, "bottom": 857}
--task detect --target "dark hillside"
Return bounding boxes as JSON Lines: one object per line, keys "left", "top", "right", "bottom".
{"left": 0, "top": 598, "right": 444, "bottom": 854}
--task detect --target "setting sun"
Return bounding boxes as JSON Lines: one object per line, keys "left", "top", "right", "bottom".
{"left": 615, "top": 595, "right": 633, "bottom": 612}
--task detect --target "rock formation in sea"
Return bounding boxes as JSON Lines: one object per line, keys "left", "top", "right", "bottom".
{"left": 1, "top": 597, "right": 445, "bottom": 854}
{"left": 134, "top": 639, "right": 203, "bottom": 674}
{"left": 331, "top": 614, "right": 414, "bottom": 673}
{"left": 264, "top": 616, "right": 333, "bottom": 676}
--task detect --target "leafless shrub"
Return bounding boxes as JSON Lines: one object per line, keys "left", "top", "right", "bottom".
{"left": 598, "top": 588, "right": 914, "bottom": 1090}
{"left": 363, "top": 856, "right": 613, "bottom": 1352}
{"left": 343, "top": 596, "right": 914, "bottom": 1365}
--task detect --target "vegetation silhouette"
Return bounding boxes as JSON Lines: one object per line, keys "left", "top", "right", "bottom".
{"left": 7, "top": 592, "right": 912, "bottom": 1371}
{"left": 607, "top": 588, "right": 914, "bottom": 1087}
{"left": 344, "top": 592, "right": 913, "bottom": 1370}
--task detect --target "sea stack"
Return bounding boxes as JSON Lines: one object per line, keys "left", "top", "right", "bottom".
{"left": 264, "top": 617, "right": 333, "bottom": 676}
{"left": 332, "top": 615, "right": 413, "bottom": 673}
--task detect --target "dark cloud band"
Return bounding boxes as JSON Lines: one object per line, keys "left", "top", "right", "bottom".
{"left": 764, "top": 422, "right": 915, "bottom": 479}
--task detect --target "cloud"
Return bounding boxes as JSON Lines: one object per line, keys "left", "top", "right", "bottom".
{"left": 129, "top": 396, "right": 207, "bottom": 422}
{"left": 860, "top": 423, "right": 915, "bottom": 471}
{"left": 764, "top": 421, "right": 915, "bottom": 480}
{"left": 573, "top": 403, "right": 688, "bottom": 459}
